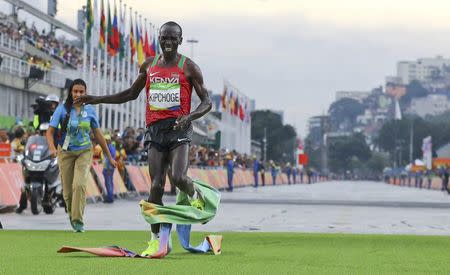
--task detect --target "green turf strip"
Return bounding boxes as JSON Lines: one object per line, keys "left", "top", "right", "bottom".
{"left": 0, "top": 231, "right": 449, "bottom": 274}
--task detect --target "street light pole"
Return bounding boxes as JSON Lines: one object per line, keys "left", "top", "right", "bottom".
{"left": 409, "top": 118, "right": 414, "bottom": 163}
{"left": 263, "top": 127, "right": 267, "bottom": 163}
{"left": 186, "top": 39, "right": 199, "bottom": 59}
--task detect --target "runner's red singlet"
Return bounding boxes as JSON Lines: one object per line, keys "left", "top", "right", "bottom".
{"left": 145, "top": 54, "right": 192, "bottom": 126}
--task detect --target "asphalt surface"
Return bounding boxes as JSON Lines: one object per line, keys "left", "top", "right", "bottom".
{"left": 2, "top": 180, "right": 450, "bottom": 235}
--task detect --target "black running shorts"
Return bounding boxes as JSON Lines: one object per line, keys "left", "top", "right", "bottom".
{"left": 144, "top": 118, "right": 193, "bottom": 152}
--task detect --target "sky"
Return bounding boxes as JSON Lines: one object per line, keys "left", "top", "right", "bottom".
{"left": 6, "top": 0, "right": 450, "bottom": 137}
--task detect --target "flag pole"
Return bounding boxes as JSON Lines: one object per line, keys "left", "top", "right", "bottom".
{"left": 138, "top": 14, "right": 143, "bottom": 128}
{"left": 132, "top": 11, "right": 138, "bottom": 128}
{"left": 82, "top": 3, "right": 88, "bottom": 81}
{"left": 94, "top": 0, "right": 101, "bottom": 117}
{"left": 121, "top": 2, "right": 127, "bottom": 131}
{"left": 103, "top": 0, "right": 109, "bottom": 129}
{"left": 113, "top": 0, "right": 121, "bottom": 131}
{"left": 127, "top": 7, "right": 134, "bottom": 129}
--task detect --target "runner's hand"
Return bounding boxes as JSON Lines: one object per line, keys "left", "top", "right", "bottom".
{"left": 174, "top": 115, "right": 191, "bottom": 130}
{"left": 73, "top": 95, "right": 97, "bottom": 105}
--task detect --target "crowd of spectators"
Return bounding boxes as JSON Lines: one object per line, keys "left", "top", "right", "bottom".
{"left": 0, "top": 123, "right": 294, "bottom": 173}
{"left": 0, "top": 16, "right": 83, "bottom": 69}
{"left": 1, "top": 15, "right": 132, "bottom": 80}
{"left": 23, "top": 53, "right": 52, "bottom": 69}
{"left": 0, "top": 20, "right": 23, "bottom": 42}
{"left": 25, "top": 24, "right": 83, "bottom": 69}
{"left": 0, "top": 122, "right": 325, "bottom": 196}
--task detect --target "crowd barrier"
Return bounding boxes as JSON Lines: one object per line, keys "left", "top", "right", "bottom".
{"left": 0, "top": 163, "right": 317, "bottom": 210}
{"left": 389, "top": 177, "right": 447, "bottom": 190}
{"left": 0, "top": 163, "right": 23, "bottom": 209}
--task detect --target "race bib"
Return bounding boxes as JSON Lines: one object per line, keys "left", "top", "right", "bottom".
{"left": 148, "top": 88, "right": 181, "bottom": 111}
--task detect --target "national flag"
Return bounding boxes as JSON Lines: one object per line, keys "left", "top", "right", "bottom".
{"left": 85, "top": 0, "right": 94, "bottom": 42}
{"left": 119, "top": 2, "right": 125, "bottom": 59}
{"left": 221, "top": 86, "right": 227, "bottom": 111}
{"left": 129, "top": 13, "right": 136, "bottom": 63}
{"left": 297, "top": 138, "right": 303, "bottom": 151}
{"left": 244, "top": 98, "right": 250, "bottom": 123}
{"left": 111, "top": 2, "right": 120, "bottom": 54}
{"left": 149, "top": 33, "right": 156, "bottom": 57}
{"left": 107, "top": 1, "right": 114, "bottom": 55}
{"left": 143, "top": 27, "right": 150, "bottom": 57}
{"left": 136, "top": 21, "right": 145, "bottom": 65}
{"left": 229, "top": 91, "right": 235, "bottom": 114}
{"left": 239, "top": 97, "right": 245, "bottom": 121}
{"left": 99, "top": 0, "right": 106, "bottom": 48}
{"left": 234, "top": 96, "right": 240, "bottom": 116}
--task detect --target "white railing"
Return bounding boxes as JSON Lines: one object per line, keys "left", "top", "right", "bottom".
{"left": 0, "top": 54, "right": 67, "bottom": 88}
{"left": 0, "top": 33, "right": 25, "bottom": 54}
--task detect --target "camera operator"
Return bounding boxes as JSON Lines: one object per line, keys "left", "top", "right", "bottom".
{"left": 32, "top": 94, "right": 60, "bottom": 131}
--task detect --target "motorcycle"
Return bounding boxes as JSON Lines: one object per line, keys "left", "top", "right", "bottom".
{"left": 17, "top": 123, "right": 63, "bottom": 215}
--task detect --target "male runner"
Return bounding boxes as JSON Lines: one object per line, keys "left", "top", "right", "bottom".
{"left": 75, "top": 21, "right": 212, "bottom": 256}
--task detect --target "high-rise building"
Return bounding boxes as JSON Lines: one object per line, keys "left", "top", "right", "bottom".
{"left": 396, "top": 56, "right": 450, "bottom": 84}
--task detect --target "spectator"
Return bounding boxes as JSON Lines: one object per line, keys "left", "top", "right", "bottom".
{"left": 252, "top": 156, "right": 259, "bottom": 188}
{"left": 226, "top": 154, "right": 234, "bottom": 192}
{"left": 426, "top": 170, "right": 433, "bottom": 189}
{"left": 270, "top": 160, "right": 277, "bottom": 185}
{"left": 11, "top": 126, "right": 26, "bottom": 160}
{"left": 259, "top": 159, "right": 265, "bottom": 186}
{"left": 307, "top": 168, "right": 312, "bottom": 184}
{"left": 102, "top": 134, "right": 116, "bottom": 203}
{"left": 123, "top": 128, "right": 139, "bottom": 163}
{"left": 292, "top": 166, "right": 297, "bottom": 184}
{"left": 443, "top": 166, "right": 449, "bottom": 194}
{"left": 285, "top": 162, "right": 292, "bottom": 185}
{"left": 0, "top": 129, "right": 10, "bottom": 143}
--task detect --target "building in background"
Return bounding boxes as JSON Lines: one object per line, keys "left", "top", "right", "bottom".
{"left": 218, "top": 81, "right": 253, "bottom": 154}
{"left": 407, "top": 94, "right": 450, "bottom": 117}
{"left": 335, "top": 90, "right": 370, "bottom": 102}
{"left": 308, "top": 115, "right": 330, "bottom": 147}
{"left": 395, "top": 56, "right": 450, "bottom": 85}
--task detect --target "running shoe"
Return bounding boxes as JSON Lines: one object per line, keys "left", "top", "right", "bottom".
{"left": 141, "top": 239, "right": 159, "bottom": 257}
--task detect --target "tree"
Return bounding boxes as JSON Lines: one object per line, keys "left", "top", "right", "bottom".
{"left": 304, "top": 135, "right": 321, "bottom": 170}
{"left": 374, "top": 114, "right": 450, "bottom": 166}
{"left": 251, "top": 110, "right": 297, "bottom": 163}
{"left": 327, "top": 133, "right": 371, "bottom": 174}
{"left": 399, "top": 80, "right": 428, "bottom": 107}
{"left": 328, "top": 98, "right": 365, "bottom": 132}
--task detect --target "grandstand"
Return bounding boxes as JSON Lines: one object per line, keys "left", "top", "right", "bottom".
{"left": 0, "top": 0, "right": 253, "bottom": 152}
{"left": 0, "top": 0, "right": 147, "bottom": 130}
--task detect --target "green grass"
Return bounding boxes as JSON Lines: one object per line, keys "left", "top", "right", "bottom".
{"left": 1, "top": 231, "right": 450, "bottom": 274}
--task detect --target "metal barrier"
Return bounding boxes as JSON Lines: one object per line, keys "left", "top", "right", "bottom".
{"left": 0, "top": 53, "right": 68, "bottom": 88}
{"left": 0, "top": 33, "right": 25, "bottom": 54}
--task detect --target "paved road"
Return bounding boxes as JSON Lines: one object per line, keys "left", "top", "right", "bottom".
{"left": 2, "top": 181, "right": 450, "bottom": 235}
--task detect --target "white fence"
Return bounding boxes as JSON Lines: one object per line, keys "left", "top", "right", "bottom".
{"left": 0, "top": 33, "right": 25, "bottom": 54}
{"left": 0, "top": 54, "right": 68, "bottom": 88}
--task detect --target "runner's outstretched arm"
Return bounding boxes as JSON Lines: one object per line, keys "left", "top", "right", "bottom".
{"left": 74, "top": 59, "right": 152, "bottom": 105}
{"left": 174, "top": 59, "right": 212, "bottom": 129}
